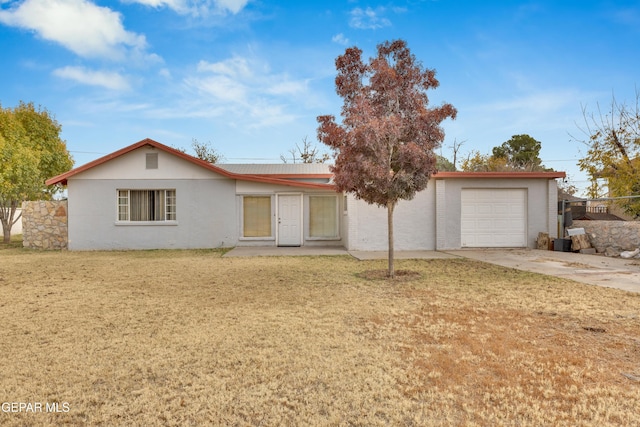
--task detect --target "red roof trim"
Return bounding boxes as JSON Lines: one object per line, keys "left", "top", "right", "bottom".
{"left": 250, "top": 174, "right": 333, "bottom": 179}
{"left": 433, "top": 171, "right": 566, "bottom": 179}
{"left": 46, "top": 138, "right": 566, "bottom": 188}
{"left": 46, "top": 138, "right": 337, "bottom": 191}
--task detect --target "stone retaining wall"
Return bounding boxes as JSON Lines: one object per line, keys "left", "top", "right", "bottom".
{"left": 571, "top": 220, "right": 640, "bottom": 256}
{"left": 22, "top": 200, "right": 68, "bottom": 249}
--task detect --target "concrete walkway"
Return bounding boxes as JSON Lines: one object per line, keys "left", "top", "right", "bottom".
{"left": 224, "top": 246, "right": 349, "bottom": 257}
{"left": 223, "top": 246, "right": 640, "bottom": 293}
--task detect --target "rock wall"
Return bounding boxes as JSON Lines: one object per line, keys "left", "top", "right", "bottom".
{"left": 22, "top": 200, "right": 68, "bottom": 249}
{"left": 571, "top": 220, "right": 640, "bottom": 256}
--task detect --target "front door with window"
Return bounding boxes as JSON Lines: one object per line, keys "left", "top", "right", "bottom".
{"left": 277, "top": 194, "right": 302, "bottom": 246}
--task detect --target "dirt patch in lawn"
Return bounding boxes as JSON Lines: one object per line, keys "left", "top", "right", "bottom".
{"left": 0, "top": 250, "right": 639, "bottom": 426}
{"left": 357, "top": 269, "right": 422, "bottom": 281}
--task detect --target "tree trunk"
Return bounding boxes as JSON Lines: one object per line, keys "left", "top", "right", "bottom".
{"left": 387, "top": 201, "right": 395, "bottom": 278}
{"left": 2, "top": 221, "right": 10, "bottom": 243}
{"left": 0, "top": 201, "right": 19, "bottom": 243}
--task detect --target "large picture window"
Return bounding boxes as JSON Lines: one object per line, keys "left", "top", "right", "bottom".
{"left": 309, "top": 195, "right": 338, "bottom": 238}
{"left": 243, "top": 196, "right": 272, "bottom": 237}
{"left": 117, "top": 190, "right": 176, "bottom": 221}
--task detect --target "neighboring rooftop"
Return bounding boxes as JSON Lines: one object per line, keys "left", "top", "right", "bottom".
{"left": 217, "top": 163, "right": 332, "bottom": 176}
{"left": 572, "top": 212, "right": 625, "bottom": 221}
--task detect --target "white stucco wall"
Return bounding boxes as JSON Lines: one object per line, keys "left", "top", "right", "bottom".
{"left": 11, "top": 209, "right": 22, "bottom": 235}
{"left": 346, "top": 177, "right": 559, "bottom": 251}
{"left": 346, "top": 185, "right": 436, "bottom": 251}
{"left": 66, "top": 147, "right": 237, "bottom": 250}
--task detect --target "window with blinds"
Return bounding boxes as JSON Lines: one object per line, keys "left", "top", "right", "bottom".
{"left": 117, "top": 190, "right": 176, "bottom": 221}
{"left": 243, "top": 196, "right": 272, "bottom": 237}
{"left": 309, "top": 195, "right": 338, "bottom": 238}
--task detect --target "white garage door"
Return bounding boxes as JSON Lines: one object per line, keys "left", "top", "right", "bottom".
{"left": 461, "top": 189, "right": 527, "bottom": 247}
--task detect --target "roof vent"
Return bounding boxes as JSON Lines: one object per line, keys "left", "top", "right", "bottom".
{"left": 146, "top": 153, "right": 158, "bottom": 169}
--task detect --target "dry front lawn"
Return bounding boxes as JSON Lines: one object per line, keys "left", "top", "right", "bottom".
{"left": 1, "top": 249, "right": 639, "bottom": 426}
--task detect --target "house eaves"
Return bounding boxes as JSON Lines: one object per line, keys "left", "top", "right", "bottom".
{"left": 433, "top": 171, "right": 566, "bottom": 179}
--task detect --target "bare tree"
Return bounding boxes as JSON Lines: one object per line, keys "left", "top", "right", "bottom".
{"left": 280, "top": 137, "right": 330, "bottom": 164}
{"left": 573, "top": 89, "right": 640, "bottom": 214}
{"left": 447, "top": 138, "right": 466, "bottom": 170}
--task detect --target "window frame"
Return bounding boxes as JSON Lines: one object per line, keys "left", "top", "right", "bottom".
{"left": 116, "top": 189, "right": 177, "bottom": 225}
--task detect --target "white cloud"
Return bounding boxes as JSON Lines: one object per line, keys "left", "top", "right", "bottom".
{"left": 182, "top": 55, "right": 310, "bottom": 127}
{"left": 480, "top": 90, "right": 577, "bottom": 116}
{"left": 332, "top": 33, "right": 349, "bottom": 45}
{"left": 196, "top": 57, "right": 253, "bottom": 78}
{"left": 53, "top": 66, "right": 130, "bottom": 90}
{"left": 349, "top": 7, "right": 391, "bottom": 30}
{"left": 123, "top": 0, "right": 250, "bottom": 16}
{"left": 265, "top": 80, "right": 307, "bottom": 96}
{"left": 0, "top": 0, "right": 148, "bottom": 60}
{"left": 188, "top": 74, "right": 247, "bottom": 102}
{"left": 215, "top": 0, "right": 248, "bottom": 14}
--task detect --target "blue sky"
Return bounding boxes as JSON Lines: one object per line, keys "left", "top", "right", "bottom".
{"left": 1, "top": 0, "right": 639, "bottom": 195}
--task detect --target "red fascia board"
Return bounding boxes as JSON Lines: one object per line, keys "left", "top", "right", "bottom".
{"left": 433, "top": 171, "right": 566, "bottom": 179}
{"left": 250, "top": 174, "right": 333, "bottom": 179}
{"left": 46, "top": 138, "right": 337, "bottom": 191}
{"left": 227, "top": 174, "right": 336, "bottom": 190}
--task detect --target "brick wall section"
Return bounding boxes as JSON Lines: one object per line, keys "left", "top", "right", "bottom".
{"left": 22, "top": 200, "right": 68, "bottom": 249}
{"left": 571, "top": 220, "right": 640, "bottom": 256}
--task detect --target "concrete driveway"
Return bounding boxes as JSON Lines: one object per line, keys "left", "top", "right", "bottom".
{"left": 445, "top": 249, "right": 640, "bottom": 293}
{"left": 352, "top": 249, "right": 640, "bottom": 293}
{"left": 224, "top": 246, "right": 640, "bottom": 293}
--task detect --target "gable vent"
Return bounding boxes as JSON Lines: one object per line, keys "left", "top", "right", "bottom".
{"left": 146, "top": 153, "right": 158, "bottom": 169}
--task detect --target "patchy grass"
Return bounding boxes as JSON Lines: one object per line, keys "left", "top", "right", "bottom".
{"left": 0, "top": 249, "right": 639, "bottom": 426}
{"left": 0, "top": 234, "right": 23, "bottom": 250}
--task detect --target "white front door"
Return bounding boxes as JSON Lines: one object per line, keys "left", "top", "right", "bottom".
{"left": 277, "top": 194, "right": 302, "bottom": 246}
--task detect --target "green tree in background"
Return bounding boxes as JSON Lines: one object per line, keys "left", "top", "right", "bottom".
{"left": 191, "top": 138, "right": 224, "bottom": 163}
{"left": 492, "top": 134, "right": 544, "bottom": 170}
{"left": 0, "top": 101, "right": 73, "bottom": 242}
{"left": 436, "top": 155, "right": 456, "bottom": 171}
{"left": 460, "top": 134, "right": 547, "bottom": 172}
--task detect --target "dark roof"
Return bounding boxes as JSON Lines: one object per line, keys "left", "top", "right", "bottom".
{"left": 573, "top": 212, "right": 625, "bottom": 221}
{"left": 558, "top": 190, "right": 585, "bottom": 202}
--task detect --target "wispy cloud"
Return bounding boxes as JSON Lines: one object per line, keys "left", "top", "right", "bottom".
{"left": 332, "top": 33, "right": 349, "bottom": 45}
{"left": 181, "top": 55, "right": 310, "bottom": 127}
{"left": 53, "top": 66, "right": 131, "bottom": 91}
{"left": 608, "top": 5, "right": 640, "bottom": 27}
{"left": 461, "top": 89, "right": 589, "bottom": 143}
{"left": 122, "top": 0, "right": 250, "bottom": 16}
{"left": 349, "top": 6, "right": 391, "bottom": 30}
{"left": 0, "top": 0, "right": 152, "bottom": 61}
{"left": 196, "top": 56, "right": 253, "bottom": 78}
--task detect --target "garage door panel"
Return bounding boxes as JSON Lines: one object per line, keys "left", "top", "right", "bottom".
{"left": 461, "top": 189, "right": 527, "bottom": 248}
{"left": 477, "top": 204, "right": 494, "bottom": 215}
{"left": 493, "top": 204, "right": 510, "bottom": 215}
